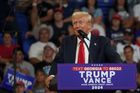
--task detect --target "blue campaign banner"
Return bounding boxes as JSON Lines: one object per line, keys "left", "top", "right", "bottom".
{"left": 1, "top": 68, "right": 35, "bottom": 91}
{"left": 57, "top": 64, "right": 137, "bottom": 90}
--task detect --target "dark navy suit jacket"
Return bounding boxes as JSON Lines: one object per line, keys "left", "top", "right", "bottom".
{"left": 49, "top": 35, "right": 121, "bottom": 75}
{"left": 49, "top": 35, "right": 122, "bottom": 93}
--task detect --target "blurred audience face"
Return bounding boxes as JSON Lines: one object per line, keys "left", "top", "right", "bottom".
{"left": 136, "top": 37, "right": 140, "bottom": 45}
{"left": 14, "top": 51, "right": 24, "bottom": 63}
{"left": 62, "top": 0, "right": 68, "bottom": 4}
{"left": 72, "top": 12, "right": 92, "bottom": 35}
{"left": 117, "top": 0, "right": 125, "bottom": 6}
{"left": 3, "top": 33, "right": 12, "bottom": 45}
{"left": 37, "top": 0, "right": 43, "bottom": 4}
{"left": 39, "top": 28, "right": 50, "bottom": 42}
{"left": 123, "top": 33, "right": 133, "bottom": 44}
{"left": 15, "top": 85, "right": 25, "bottom": 93}
{"left": 112, "top": 19, "right": 121, "bottom": 27}
{"left": 44, "top": 46, "right": 55, "bottom": 59}
{"left": 87, "top": 0, "right": 96, "bottom": 6}
{"left": 123, "top": 17, "right": 134, "bottom": 28}
{"left": 124, "top": 46, "right": 134, "bottom": 61}
{"left": 36, "top": 70, "right": 46, "bottom": 83}
{"left": 54, "top": 11, "right": 63, "bottom": 21}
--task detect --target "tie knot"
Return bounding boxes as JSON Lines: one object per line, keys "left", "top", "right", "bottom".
{"left": 79, "top": 40, "right": 84, "bottom": 44}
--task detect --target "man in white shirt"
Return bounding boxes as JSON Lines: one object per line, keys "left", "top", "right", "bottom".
{"left": 29, "top": 24, "right": 55, "bottom": 65}
{"left": 133, "top": 3, "right": 140, "bottom": 22}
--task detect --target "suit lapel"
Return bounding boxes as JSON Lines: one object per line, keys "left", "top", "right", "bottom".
{"left": 89, "top": 36, "right": 98, "bottom": 63}
{"left": 69, "top": 36, "right": 77, "bottom": 63}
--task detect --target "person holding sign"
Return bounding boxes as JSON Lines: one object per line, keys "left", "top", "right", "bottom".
{"left": 46, "top": 11, "right": 122, "bottom": 93}
{"left": 4, "top": 48, "right": 35, "bottom": 77}
{"left": 2, "top": 48, "right": 35, "bottom": 92}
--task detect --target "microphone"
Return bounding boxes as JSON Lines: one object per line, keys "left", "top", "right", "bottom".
{"left": 77, "top": 30, "right": 89, "bottom": 40}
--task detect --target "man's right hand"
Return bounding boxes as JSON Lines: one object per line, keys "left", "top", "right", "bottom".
{"left": 45, "top": 75, "right": 55, "bottom": 88}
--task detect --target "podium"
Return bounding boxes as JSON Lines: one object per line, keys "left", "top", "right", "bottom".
{"left": 49, "top": 64, "right": 137, "bottom": 91}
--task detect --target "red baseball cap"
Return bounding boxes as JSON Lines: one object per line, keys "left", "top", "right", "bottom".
{"left": 54, "top": 8, "right": 63, "bottom": 13}
{"left": 16, "top": 81, "right": 25, "bottom": 87}
{"left": 112, "top": 14, "right": 121, "bottom": 20}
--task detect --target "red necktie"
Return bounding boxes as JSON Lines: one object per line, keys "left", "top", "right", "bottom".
{"left": 77, "top": 40, "right": 85, "bottom": 64}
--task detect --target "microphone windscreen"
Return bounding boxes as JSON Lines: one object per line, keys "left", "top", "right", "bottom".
{"left": 77, "top": 30, "right": 88, "bottom": 39}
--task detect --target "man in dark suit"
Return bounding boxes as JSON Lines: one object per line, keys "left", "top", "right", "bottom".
{"left": 46, "top": 11, "right": 121, "bottom": 93}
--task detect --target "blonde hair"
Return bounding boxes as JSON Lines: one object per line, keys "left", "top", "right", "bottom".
{"left": 72, "top": 11, "right": 92, "bottom": 23}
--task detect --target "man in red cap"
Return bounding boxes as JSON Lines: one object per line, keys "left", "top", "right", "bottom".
{"left": 107, "top": 13, "right": 124, "bottom": 48}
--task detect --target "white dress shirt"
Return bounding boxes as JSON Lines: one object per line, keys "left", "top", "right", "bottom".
{"left": 75, "top": 32, "right": 91, "bottom": 64}
{"left": 133, "top": 4, "right": 140, "bottom": 21}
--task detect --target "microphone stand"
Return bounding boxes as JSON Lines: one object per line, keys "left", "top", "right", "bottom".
{"left": 77, "top": 30, "right": 93, "bottom": 63}
{"left": 13, "top": 58, "right": 17, "bottom": 93}
{"left": 9, "top": 0, "right": 17, "bottom": 93}
{"left": 77, "top": 29, "right": 93, "bottom": 63}
{"left": 80, "top": 37, "right": 93, "bottom": 63}
{"left": 48, "top": 32, "right": 93, "bottom": 91}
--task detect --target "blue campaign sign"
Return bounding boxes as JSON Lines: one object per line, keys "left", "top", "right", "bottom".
{"left": 1, "top": 68, "right": 35, "bottom": 91}
{"left": 57, "top": 64, "right": 137, "bottom": 90}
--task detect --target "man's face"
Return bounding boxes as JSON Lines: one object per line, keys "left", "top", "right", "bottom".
{"left": 136, "top": 37, "right": 140, "bottom": 44}
{"left": 112, "top": 19, "right": 121, "bottom": 27}
{"left": 3, "top": 33, "right": 12, "bottom": 45}
{"left": 36, "top": 70, "right": 45, "bottom": 83}
{"left": 72, "top": 16, "right": 91, "bottom": 35}
{"left": 123, "top": 33, "right": 133, "bottom": 44}
{"left": 123, "top": 18, "right": 134, "bottom": 28}
{"left": 39, "top": 29, "right": 50, "bottom": 42}
{"left": 44, "top": 47, "right": 55, "bottom": 58}
{"left": 54, "top": 12, "right": 63, "bottom": 21}
{"left": 14, "top": 51, "right": 24, "bottom": 63}
{"left": 118, "top": 0, "right": 125, "bottom": 6}
{"left": 88, "top": 0, "right": 96, "bottom": 6}
{"left": 15, "top": 85, "right": 25, "bottom": 93}
{"left": 124, "top": 48, "right": 133, "bottom": 60}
